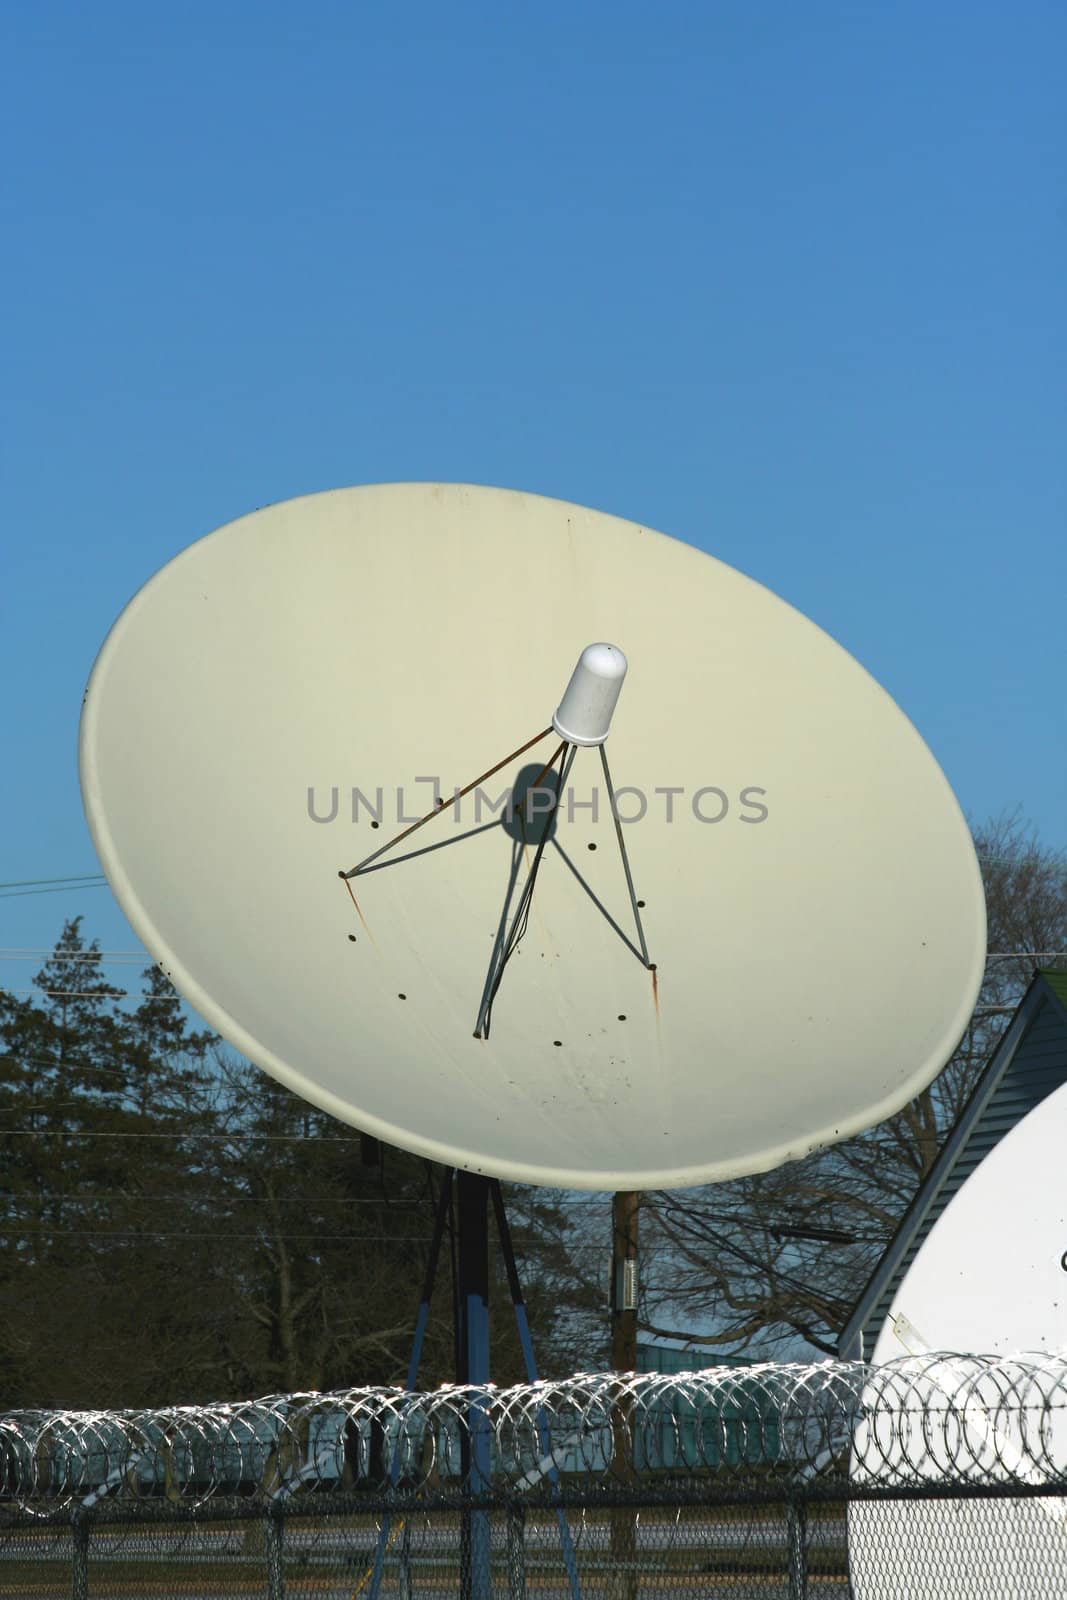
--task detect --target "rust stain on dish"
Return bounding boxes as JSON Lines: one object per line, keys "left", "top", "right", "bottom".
{"left": 650, "top": 964, "right": 659, "bottom": 1021}
{"left": 342, "top": 875, "right": 376, "bottom": 947}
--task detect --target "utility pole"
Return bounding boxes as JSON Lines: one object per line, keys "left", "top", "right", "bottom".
{"left": 611, "top": 1189, "right": 640, "bottom": 1600}
{"left": 611, "top": 1189, "right": 640, "bottom": 1371}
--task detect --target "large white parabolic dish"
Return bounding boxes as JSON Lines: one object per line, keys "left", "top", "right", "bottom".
{"left": 79, "top": 484, "right": 985, "bottom": 1189}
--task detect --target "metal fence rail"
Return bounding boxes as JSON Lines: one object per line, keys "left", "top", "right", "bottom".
{"left": 3, "top": 1353, "right": 1067, "bottom": 1597}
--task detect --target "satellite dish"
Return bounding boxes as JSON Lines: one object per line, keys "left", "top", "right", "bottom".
{"left": 874, "top": 1077, "right": 1067, "bottom": 1360}
{"left": 79, "top": 484, "right": 985, "bottom": 1189}
{"left": 849, "top": 1077, "right": 1067, "bottom": 1597}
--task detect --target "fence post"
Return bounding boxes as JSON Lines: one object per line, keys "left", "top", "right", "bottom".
{"left": 398, "top": 1516, "right": 414, "bottom": 1600}
{"left": 265, "top": 1508, "right": 286, "bottom": 1600}
{"left": 786, "top": 1499, "right": 808, "bottom": 1600}
{"left": 506, "top": 1502, "right": 526, "bottom": 1600}
{"left": 71, "top": 1512, "right": 90, "bottom": 1600}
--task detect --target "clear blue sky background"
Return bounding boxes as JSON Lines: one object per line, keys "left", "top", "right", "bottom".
{"left": 2, "top": 0, "right": 1064, "bottom": 974}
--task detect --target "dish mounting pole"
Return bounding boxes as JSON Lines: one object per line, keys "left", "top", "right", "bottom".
{"left": 457, "top": 1171, "right": 492, "bottom": 1600}
{"left": 368, "top": 1169, "right": 581, "bottom": 1600}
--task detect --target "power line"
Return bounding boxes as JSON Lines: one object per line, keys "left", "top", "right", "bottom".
{"left": 0, "top": 1193, "right": 421, "bottom": 1206}
{"left": 0, "top": 948, "right": 145, "bottom": 957}
{"left": 985, "top": 952, "right": 1067, "bottom": 962}
{"left": 0, "top": 1186, "right": 598, "bottom": 1212}
{"left": 0, "top": 1226, "right": 616, "bottom": 1245}
{"left": 0, "top": 884, "right": 108, "bottom": 900}
{"left": 1, "top": 1053, "right": 149, "bottom": 1082}
{"left": 0, "top": 875, "right": 105, "bottom": 891}
{"left": 0, "top": 948, "right": 146, "bottom": 957}
{"left": 978, "top": 854, "right": 1067, "bottom": 870}
{"left": 1, "top": 988, "right": 180, "bottom": 1002}
{"left": 0, "top": 1227, "right": 433, "bottom": 1242}
{"left": 0, "top": 955, "right": 148, "bottom": 966}
{"left": 0, "top": 876, "right": 107, "bottom": 889}
{"left": 0, "top": 1129, "right": 368, "bottom": 1142}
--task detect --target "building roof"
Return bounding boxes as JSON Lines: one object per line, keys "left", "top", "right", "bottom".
{"left": 839, "top": 969, "right": 1067, "bottom": 1360}
{"left": 1043, "top": 969, "right": 1067, "bottom": 1009}
{"left": 637, "top": 1344, "right": 756, "bottom": 1374}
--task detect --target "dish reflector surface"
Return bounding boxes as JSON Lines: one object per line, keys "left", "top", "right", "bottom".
{"left": 79, "top": 484, "right": 985, "bottom": 1188}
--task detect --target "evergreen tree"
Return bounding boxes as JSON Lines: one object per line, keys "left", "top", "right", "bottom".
{"left": 0, "top": 919, "right": 604, "bottom": 1406}
{"left": 0, "top": 923, "right": 226, "bottom": 1404}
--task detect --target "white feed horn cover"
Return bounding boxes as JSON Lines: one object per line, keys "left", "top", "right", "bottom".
{"left": 552, "top": 642, "right": 628, "bottom": 746}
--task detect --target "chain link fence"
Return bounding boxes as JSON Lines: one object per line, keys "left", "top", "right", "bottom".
{"left": 3, "top": 1352, "right": 1067, "bottom": 1596}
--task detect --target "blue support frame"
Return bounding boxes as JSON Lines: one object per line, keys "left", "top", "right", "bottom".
{"left": 490, "top": 1181, "right": 582, "bottom": 1600}
{"left": 369, "top": 1168, "right": 583, "bottom": 1600}
{"left": 367, "top": 1169, "right": 454, "bottom": 1600}
{"left": 458, "top": 1172, "right": 493, "bottom": 1600}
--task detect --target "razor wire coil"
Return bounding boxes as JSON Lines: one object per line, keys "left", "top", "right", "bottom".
{"left": 4, "top": 1354, "right": 1067, "bottom": 1515}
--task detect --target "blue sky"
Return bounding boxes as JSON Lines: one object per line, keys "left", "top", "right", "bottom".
{"left": 2, "top": 0, "right": 1064, "bottom": 971}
